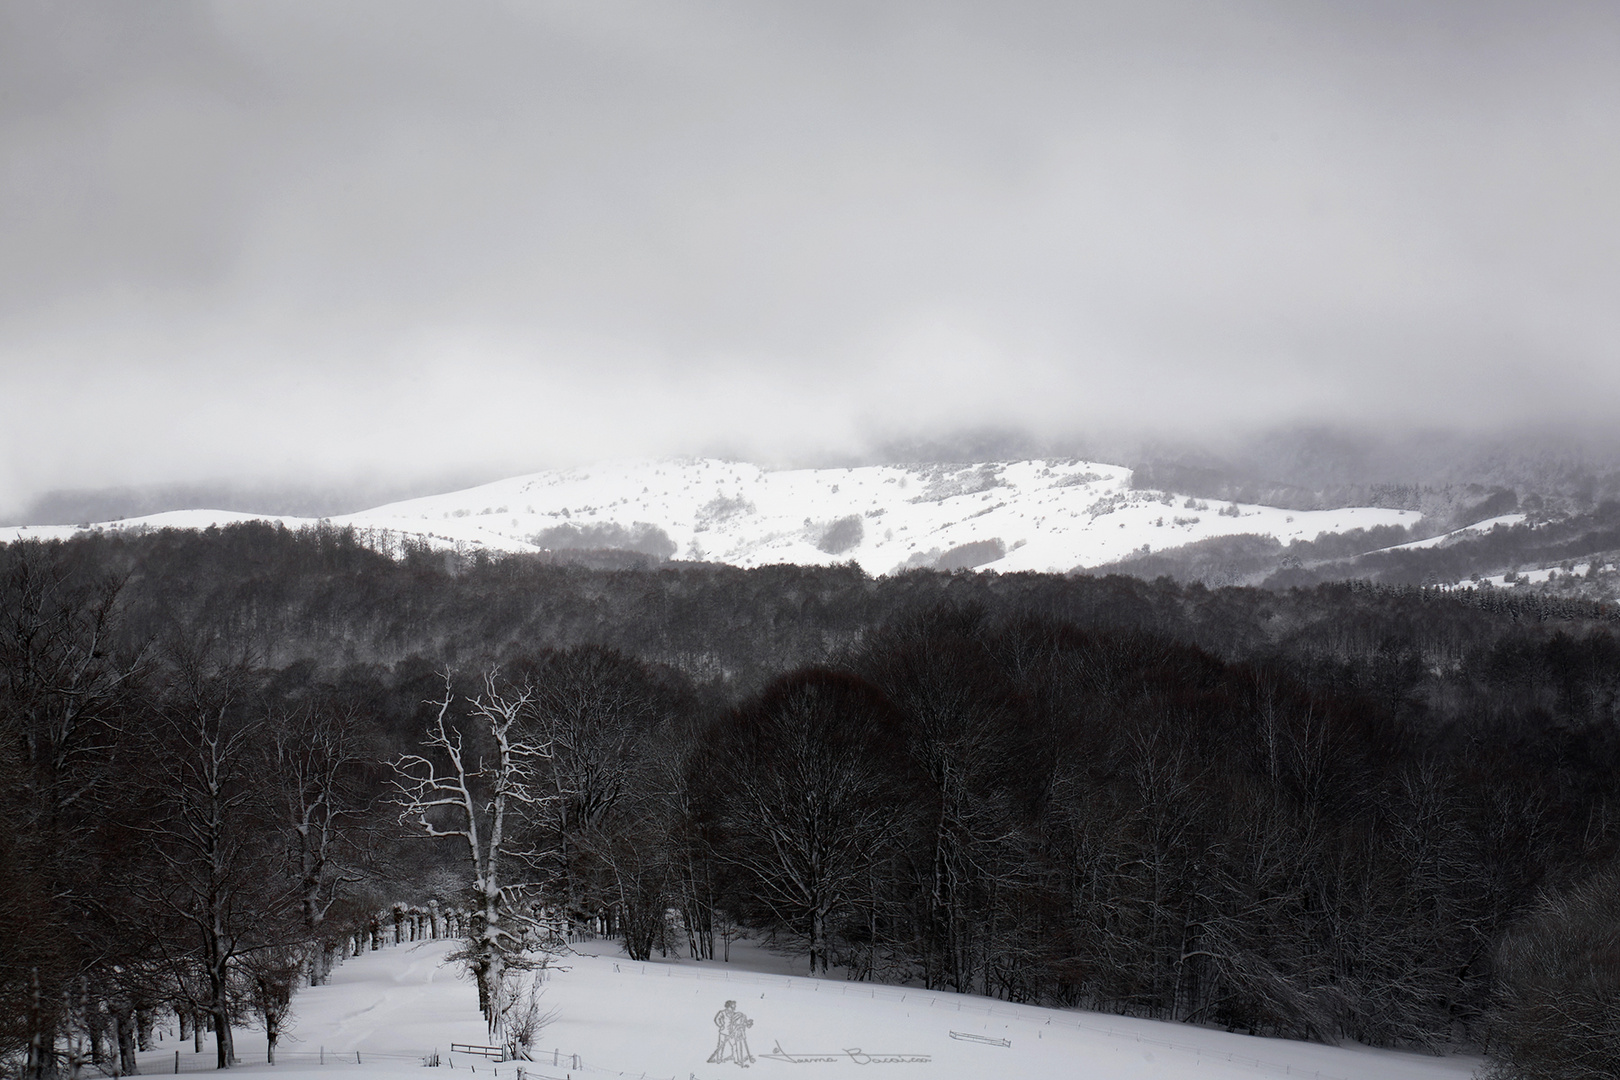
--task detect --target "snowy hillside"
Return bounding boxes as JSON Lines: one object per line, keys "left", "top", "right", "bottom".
{"left": 133, "top": 938, "right": 1479, "bottom": 1080}
{"left": 1, "top": 459, "right": 1419, "bottom": 576}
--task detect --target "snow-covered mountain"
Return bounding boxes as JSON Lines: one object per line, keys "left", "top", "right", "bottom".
{"left": 0, "top": 459, "right": 1419, "bottom": 575}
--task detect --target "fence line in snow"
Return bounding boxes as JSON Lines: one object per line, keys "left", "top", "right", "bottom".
{"left": 115, "top": 1047, "right": 588, "bottom": 1077}
{"left": 107, "top": 1049, "right": 431, "bottom": 1076}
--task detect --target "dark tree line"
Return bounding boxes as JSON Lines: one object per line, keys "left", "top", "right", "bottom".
{"left": 5, "top": 526, "right": 1620, "bottom": 1079}
{"left": 686, "top": 612, "right": 1610, "bottom": 1046}
{"left": 0, "top": 543, "right": 417, "bottom": 1075}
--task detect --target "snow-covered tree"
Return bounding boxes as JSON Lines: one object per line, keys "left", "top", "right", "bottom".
{"left": 0, "top": 544, "right": 145, "bottom": 1078}
{"left": 139, "top": 654, "right": 294, "bottom": 1070}
{"left": 392, "top": 671, "right": 554, "bottom": 1036}
{"left": 270, "top": 702, "right": 373, "bottom": 984}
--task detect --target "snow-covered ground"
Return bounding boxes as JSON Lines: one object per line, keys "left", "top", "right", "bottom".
{"left": 1375, "top": 514, "right": 1526, "bottom": 553}
{"left": 133, "top": 938, "right": 1481, "bottom": 1080}
{"left": 1, "top": 459, "right": 1418, "bottom": 576}
{"left": 1437, "top": 563, "right": 1592, "bottom": 591}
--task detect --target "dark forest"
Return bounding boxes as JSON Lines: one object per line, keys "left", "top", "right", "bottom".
{"left": 4, "top": 523, "right": 1618, "bottom": 1079}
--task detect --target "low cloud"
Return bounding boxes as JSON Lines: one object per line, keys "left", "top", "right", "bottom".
{"left": 5, "top": 2, "right": 1619, "bottom": 515}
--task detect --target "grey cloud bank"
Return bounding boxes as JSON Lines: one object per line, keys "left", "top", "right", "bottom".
{"left": 2, "top": 1, "right": 1618, "bottom": 517}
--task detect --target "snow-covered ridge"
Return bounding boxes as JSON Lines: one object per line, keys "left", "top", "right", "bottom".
{"left": 1376, "top": 513, "right": 1527, "bottom": 552}
{"left": 0, "top": 459, "right": 1419, "bottom": 576}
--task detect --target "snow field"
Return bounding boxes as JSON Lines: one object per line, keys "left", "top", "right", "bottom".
{"left": 1437, "top": 562, "right": 1592, "bottom": 591}
{"left": 1375, "top": 515, "right": 1527, "bottom": 553}
{"left": 0, "top": 459, "right": 1418, "bottom": 577}
{"left": 133, "top": 939, "right": 1479, "bottom": 1080}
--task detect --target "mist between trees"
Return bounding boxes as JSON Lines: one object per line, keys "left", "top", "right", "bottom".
{"left": 3, "top": 523, "right": 1619, "bottom": 1080}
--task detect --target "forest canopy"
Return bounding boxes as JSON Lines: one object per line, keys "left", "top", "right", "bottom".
{"left": 3, "top": 522, "right": 1618, "bottom": 1078}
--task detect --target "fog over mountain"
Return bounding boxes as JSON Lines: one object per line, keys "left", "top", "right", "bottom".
{"left": 4, "top": 2, "right": 1619, "bottom": 518}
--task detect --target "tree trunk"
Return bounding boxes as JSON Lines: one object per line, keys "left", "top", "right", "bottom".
{"left": 210, "top": 1003, "right": 234, "bottom": 1070}
{"left": 27, "top": 967, "right": 57, "bottom": 1080}
{"left": 478, "top": 881, "right": 507, "bottom": 1038}
{"left": 208, "top": 964, "right": 234, "bottom": 1069}
{"left": 810, "top": 908, "right": 827, "bottom": 974}
{"left": 114, "top": 1007, "right": 138, "bottom": 1076}
{"left": 90, "top": 1008, "right": 105, "bottom": 1066}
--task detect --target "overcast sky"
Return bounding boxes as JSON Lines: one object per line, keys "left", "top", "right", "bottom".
{"left": 2, "top": 1, "right": 1618, "bottom": 516}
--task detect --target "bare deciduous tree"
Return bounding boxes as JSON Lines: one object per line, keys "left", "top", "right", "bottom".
{"left": 0, "top": 544, "right": 145, "bottom": 1078}
{"left": 700, "top": 670, "right": 913, "bottom": 974}
{"left": 241, "top": 945, "right": 303, "bottom": 1064}
{"left": 137, "top": 649, "right": 294, "bottom": 1069}
{"left": 270, "top": 702, "right": 373, "bottom": 984}
{"left": 1485, "top": 861, "right": 1620, "bottom": 1080}
{"left": 392, "top": 671, "right": 554, "bottom": 1036}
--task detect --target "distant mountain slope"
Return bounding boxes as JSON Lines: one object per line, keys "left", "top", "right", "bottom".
{"left": 0, "top": 458, "right": 1419, "bottom": 576}
{"left": 1101, "top": 500, "right": 1620, "bottom": 602}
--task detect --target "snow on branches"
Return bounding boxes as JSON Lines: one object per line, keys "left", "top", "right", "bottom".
{"left": 391, "top": 670, "right": 557, "bottom": 1039}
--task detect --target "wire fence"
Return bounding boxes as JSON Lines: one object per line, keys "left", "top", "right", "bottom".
{"left": 77, "top": 1053, "right": 592, "bottom": 1080}
{"left": 121, "top": 1049, "right": 439, "bottom": 1075}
